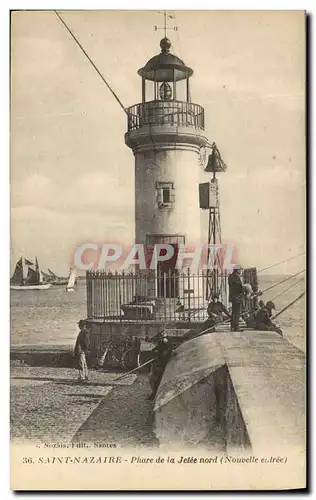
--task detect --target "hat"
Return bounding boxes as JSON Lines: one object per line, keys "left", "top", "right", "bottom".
{"left": 233, "top": 264, "right": 242, "bottom": 271}
{"left": 78, "top": 319, "right": 85, "bottom": 328}
{"left": 266, "top": 301, "right": 276, "bottom": 310}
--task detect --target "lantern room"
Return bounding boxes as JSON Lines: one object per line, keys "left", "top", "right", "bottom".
{"left": 138, "top": 37, "right": 193, "bottom": 103}
{"left": 125, "top": 37, "right": 206, "bottom": 144}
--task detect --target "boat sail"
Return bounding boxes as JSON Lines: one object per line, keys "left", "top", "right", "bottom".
{"left": 66, "top": 268, "right": 77, "bottom": 292}
{"left": 48, "top": 269, "right": 56, "bottom": 279}
{"left": 10, "top": 257, "right": 52, "bottom": 290}
{"left": 48, "top": 268, "right": 68, "bottom": 286}
{"left": 42, "top": 270, "right": 53, "bottom": 283}
{"left": 10, "top": 257, "right": 28, "bottom": 285}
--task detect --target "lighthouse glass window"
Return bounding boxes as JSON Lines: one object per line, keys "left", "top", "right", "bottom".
{"left": 156, "top": 182, "right": 175, "bottom": 208}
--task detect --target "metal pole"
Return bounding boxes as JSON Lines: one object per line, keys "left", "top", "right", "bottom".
{"left": 206, "top": 207, "right": 211, "bottom": 300}
{"left": 187, "top": 268, "right": 191, "bottom": 322}
{"left": 142, "top": 77, "right": 146, "bottom": 103}
{"left": 212, "top": 211, "right": 216, "bottom": 296}
{"left": 154, "top": 71, "right": 157, "bottom": 100}
{"left": 173, "top": 69, "right": 176, "bottom": 100}
{"left": 186, "top": 78, "right": 190, "bottom": 102}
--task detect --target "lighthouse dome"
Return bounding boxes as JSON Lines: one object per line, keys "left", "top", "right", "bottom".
{"left": 137, "top": 37, "right": 193, "bottom": 82}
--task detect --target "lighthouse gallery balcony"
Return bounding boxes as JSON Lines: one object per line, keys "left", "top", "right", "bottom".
{"left": 125, "top": 100, "right": 207, "bottom": 151}
{"left": 126, "top": 100, "right": 205, "bottom": 131}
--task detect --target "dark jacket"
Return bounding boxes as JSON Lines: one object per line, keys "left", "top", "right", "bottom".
{"left": 228, "top": 272, "right": 243, "bottom": 302}
{"left": 255, "top": 307, "right": 273, "bottom": 327}
{"left": 74, "top": 328, "right": 90, "bottom": 355}
{"left": 207, "top": 301, "right": 231, "bottom": 321}
{"left": 151, "top": 339, "right": 173, "bottom": 368}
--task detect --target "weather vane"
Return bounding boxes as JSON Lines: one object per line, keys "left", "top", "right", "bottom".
{"left": 154, "top": 11, "right": 178, "bottom": 37}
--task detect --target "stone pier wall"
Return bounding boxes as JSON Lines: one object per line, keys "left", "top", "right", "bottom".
{"left": 86, "top": 320, "right": 203, "bottom": 363}
{"left": 154, "top": 364, "right": 251, "bottom": 451}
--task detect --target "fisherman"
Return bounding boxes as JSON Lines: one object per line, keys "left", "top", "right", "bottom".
{"left": 266, "top": 300, "right": 275, "bottom": 318}
{"left": 244, "top": 298, "right": 265, "bottom": 328}
{"left": 205, "top": 294, "right": 231, "bottom": 332}
{"left": 228, "top": 265, "right": 244, "bottom": 332}
{"left": 147, "top": 331, "right": 174, "bottom": 401}
{"left": 74, "top": 320, "right": 90, "bottom": 381}
{"left": 254, "top": 301, "right": 283, "bottom": 336}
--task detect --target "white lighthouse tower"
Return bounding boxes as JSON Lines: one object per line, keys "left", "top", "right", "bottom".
{"left": 125, "top": 37, "right": 208, "bottom": 298}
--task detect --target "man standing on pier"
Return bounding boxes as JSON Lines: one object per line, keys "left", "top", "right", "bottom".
{"left": 147, "top": 332, "right": 174, "bottom": 401}
{"left": 74, "top": 320, "right": 90, "bottom": 381}
{"left": 228, "top": 265, "right": 244, "bottom": 332}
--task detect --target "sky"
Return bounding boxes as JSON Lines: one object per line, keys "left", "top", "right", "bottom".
{"left": 10, "top": 10, "right": 306, "bottom": 275}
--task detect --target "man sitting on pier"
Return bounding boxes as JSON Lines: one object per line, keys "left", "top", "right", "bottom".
{"left": 74, "top": 320, "right": 90, "bottom": 381}
{"left": 244, "top": 299, "right": 265, "bottom": 328}
{"left": 254, "top": 301, "right": 283, "bottom": 336}
{"left": 205, "top": 294, "right": 231, "bottom": 332}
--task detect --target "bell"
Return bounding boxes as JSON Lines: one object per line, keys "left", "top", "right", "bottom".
{"left": 205, "top": 151, "right": 217, "bottom": 172}
{"left": 204, "top": 150, "right": 227, "bottom": 173}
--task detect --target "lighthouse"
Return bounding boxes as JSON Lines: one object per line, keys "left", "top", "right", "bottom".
{"left": 86, "top": 33, "right": 228, "bottom": 347}
{"left": 125, "top": 37, "right": 208, "bottom": 288}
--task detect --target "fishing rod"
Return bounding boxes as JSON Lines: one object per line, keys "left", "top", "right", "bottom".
{"left": 190, "top": 270, "right": 305, "bottom": 322}
{"left": 177, "top": 271, "right": 307, "bottom": 343}
{"left": 271, "top": 291, "right": 306, "bottom": 320}
{"left": 115, "top": 316, "right": 224, "bottom": 383}
{"left": 259, "top": 269, "right": 305, "bottom": 294}
{"left": 231, "top": 269, "right": 305, "bottom": 311}
{"left": 218, "top": 280, "right": 305, "bottom": 328}
{"left": 112, "top": 287, "right": 307, "bottom": 383}
{"left": 111, "top": 358, "right": 156, "bottom": 384}
{"left": 271, "top": 277, "right": 304, "bottom": 301}
{"left": 258, "top": 251, "right": 305, "bottom": 273}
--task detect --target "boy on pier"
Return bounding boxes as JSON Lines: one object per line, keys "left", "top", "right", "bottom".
{"left": 74, "top": 320, "right": 90, "bottom": 381}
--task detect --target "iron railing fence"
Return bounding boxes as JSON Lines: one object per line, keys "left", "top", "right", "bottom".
{"left": 126, "top": 100, "right": 205, "bottom": 131}
{"left": 86, "top": 269, "right": 229, "bottom": 323}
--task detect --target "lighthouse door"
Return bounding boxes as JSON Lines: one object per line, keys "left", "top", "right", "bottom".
{"left": 146, "top": 235, "right": 184, "bottom": 299}
{"left": 157, "top": 243, "right": 179, "bottom": 298}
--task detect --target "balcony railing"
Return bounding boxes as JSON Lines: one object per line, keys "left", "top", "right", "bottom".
{"left": 126, "top": 100, "right": 205, "bottom": 132}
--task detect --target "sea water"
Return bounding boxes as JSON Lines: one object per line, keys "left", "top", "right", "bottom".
{"left": 10, "top": 275, "right": 306, "bottom": 353}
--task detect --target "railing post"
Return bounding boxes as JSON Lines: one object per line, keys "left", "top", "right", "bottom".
{"left": 142, "top": 77, "right": 146, "bottom": 103}
{"left": 164, "top": 271, "right": 167, "bottom": 322}
{"left": 187, "top": 267, "right": 191, "bottom": 322}
{"left": 173, "top": 68, "right": 177, "bottom": 101}
{"left": 86, "top": 271, "right": 91, "bottom": 319}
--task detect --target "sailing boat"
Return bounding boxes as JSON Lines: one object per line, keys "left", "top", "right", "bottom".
{"left": 10, "top": 257, "right": 52, "bottom": 290}
{"left": 47, "top": 268, "right": 68, "bottom": 285}
{"left": 66, "top": 268, "right": 77, "bottom": 292}
{"left": 42, "top": 270, "right": 54, "bottom": 283}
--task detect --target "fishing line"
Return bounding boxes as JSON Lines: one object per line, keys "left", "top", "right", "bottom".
{"left": 271, "top": 291, "right": 306, "bottom": 320}
{"left": 259, "top": 269, "right": 305, "bottom": 294}
{"left": 54, "top": 10, "right": 128, "bottom": 116}
{"left": 258, "top": 251, "right": 306, "bottom": 273}
{"left": 271, "top": 277, "right": 305, "bottom": 302}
